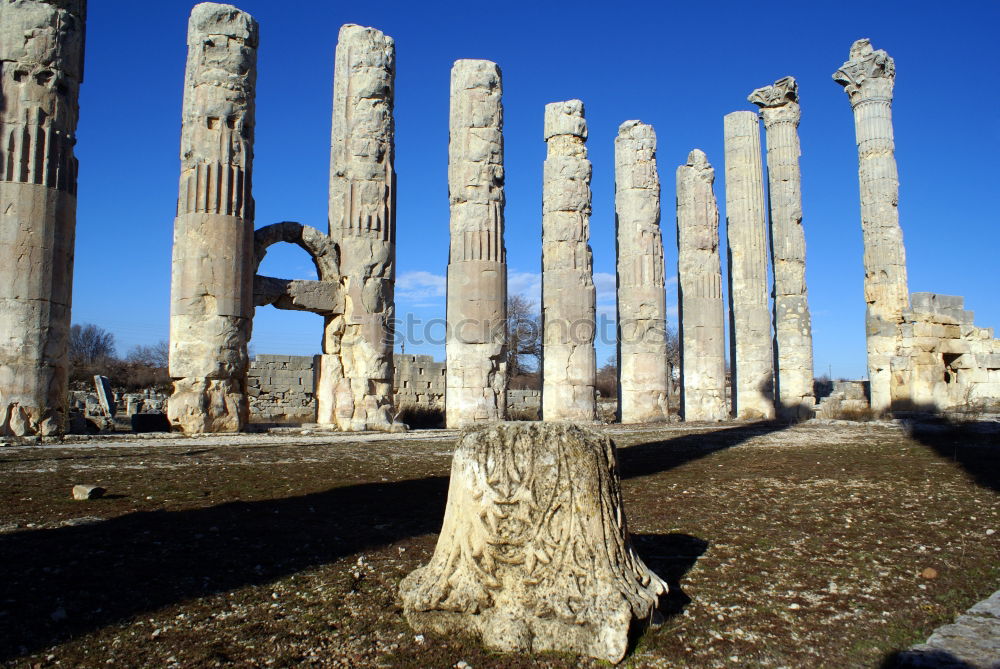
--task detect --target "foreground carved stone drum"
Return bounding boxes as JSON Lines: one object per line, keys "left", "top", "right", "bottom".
{"left": 399, "top": 422, "right": 666, "bottom": 663}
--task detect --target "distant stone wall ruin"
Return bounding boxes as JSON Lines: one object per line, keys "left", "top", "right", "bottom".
{"left": 247, "top": 355, "right": 317, "bottom": 423}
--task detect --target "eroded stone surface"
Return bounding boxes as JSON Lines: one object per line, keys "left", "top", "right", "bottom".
{"left": 445, "top": 60, "right": 507, "bottom": 428}
{"left": 614, "top": 121, "right": 670, "bottom": 423}
{"left": 833, "top": 39, "right": 908, "bottom": 413}
{"left": 168, "top": 2, "right": 258, "bottom": 434}
{"left": 749, "top": 77, "right": 815, "bottom": 419}
{"left": 676, "top": 150, "right": 727, "bottom": 421}
{"left": 723, "top": 111, "right": 775, "bottom": 420}
{"left": 541, "top": 100, "right": 596, "bottom": 422}
{"left": 399, "top": 422, "right": 666, "bottom": 664}
{"left": 323, "top": 24, "right": 399, "bottom": 432}
{"left": 0, "top": 0, "right": 86, "bottom": 436}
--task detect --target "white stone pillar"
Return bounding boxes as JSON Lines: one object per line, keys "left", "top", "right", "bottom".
{"left": 541, "top": 100, "right": 596, "bottom": 422}
{"left": 614, "top": 121, "right": 670, "bottom": 423}
{"left": 676, "top": 150, "right": 727, "bottom": 421}
{"left": 168, "top": 3, "right": 257, "bottom": 433}
{"left": 321, "top": 24, "right": 398, "bottom": 431}
{"left": 0, "top": 0, "right": 85, "bottom": 437}
{"left": 833, "top": 39, "right": 908, "bottom": 413}
{"left": 723, "top": 111, "right": 775, "bottom": 420}
{"left": 749, "top": 77, "right": 815, "bottom": 419}
{"left": 446, "top": 60, "right": 507, "bottom": 428}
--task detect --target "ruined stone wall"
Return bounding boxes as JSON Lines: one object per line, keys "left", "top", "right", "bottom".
{"left": 507, "top": 389, "right": 541, "bottom": 416}
{"left": 247, "top": 355, "right": 317, "bottom": 422}
{"left": 394, "top": 354, "right": 446, "bottom": 408}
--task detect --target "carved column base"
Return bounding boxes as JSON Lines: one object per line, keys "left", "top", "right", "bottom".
{"left": 315, "top": 354, "right": 406, "bottom": 432}
{"left": 167, "top": 378, "right": 247, "bottom": 433}
{"left": 399, "top": 422, "right": 665, "bottom": 663}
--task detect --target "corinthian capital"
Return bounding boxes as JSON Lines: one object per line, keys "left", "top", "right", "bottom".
{"left": 748, "top": 76, "right": 800, "bottom": 125}
{"left": 832, "top": 38, "right": 895, "bottom": 105}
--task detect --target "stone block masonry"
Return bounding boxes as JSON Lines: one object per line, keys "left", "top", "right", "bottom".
{"left": 393, "top": 354, "right": 446, "bottom": 408}
{"left": 723, "top": 111, "right": 775, "bottom": 420}
{"left": 0, "top": 0, "right": 86, "bottom": 436}
{"left": 445, "top": 59, "right": 508, "bottom": 428}
{"left": 247, "top": 355, "right": 317, "bottom": 423}
{"left": 168, "top": 3, "right": 258, "bottom": 434}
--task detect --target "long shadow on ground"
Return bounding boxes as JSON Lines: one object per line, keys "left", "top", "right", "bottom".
{"left": 0, "top": 422, "right": 785, "bottom": 661}
{"left": 901, "top": 415, "right": 1000, "bottom": 493}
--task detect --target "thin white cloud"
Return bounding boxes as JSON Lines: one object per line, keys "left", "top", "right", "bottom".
{"left": 396, "top": 270, "right": 446, "bottom": 300}
{"left": 508, "top": 270, "right": 541, "bottom": 304}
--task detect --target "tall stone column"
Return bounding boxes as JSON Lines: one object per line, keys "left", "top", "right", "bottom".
{"left": 446, "top": 60, "right": 507, "bottom": 428}
{"left": 541, "top": 100, "right": 596, "bottom": 422}
{"left": 675, "top": 150, "right": 727, "bottom": 422}
{"left": 833, "top": 39, "right": 908, "bottom": 413}
{"left": 749, "top": 77, "right": 815, "bottom": 419}
{"left": 321, "top": 24, "right": 399, "bottom": 431}
{"left": 0, "top": 0, "right": 86, "bottom": 437}
{"left": 614, "top": 121, "right": 670, "bottom": 424}
{"left": 168, "top": 3, "right": 257, "bottom": 433}
{"left": 723, "top": 111, "right": 775, "bottom": 420}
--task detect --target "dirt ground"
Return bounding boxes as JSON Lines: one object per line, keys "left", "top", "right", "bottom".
{"left": 1, "top": 418, "right": 998, "bottom": 668}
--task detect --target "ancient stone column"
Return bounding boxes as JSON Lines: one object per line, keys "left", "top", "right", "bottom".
{"left": 446, "top": 60, "right": 507, "bottom": 428}
{"left": 400, "top": 422, "right": 667, "bottom": 664}
{"left": 168, "top": 3, "right": 257, "bottom": 433}
{"left": 724, "top": 111, "right": 775, "bottom": 420}
{"left": 614, "top": 121, "right": 670, "bottom": 423}
{"left": 749, "top": 77, "right": 815, "bottom": 419}
{"left": 321, "top": 24, "right": 399, "bottom": 431}
{"left": 541, "top": 100, "right": 596, "bottom": 422}
{"left": 675, "top": 150, "right": 727, "bottom": 422}
{"left": 0, "top": 0, "right": 86, "bottom": 436}
{"left": 833, "top": 39, "right": 908, "bottom": 413}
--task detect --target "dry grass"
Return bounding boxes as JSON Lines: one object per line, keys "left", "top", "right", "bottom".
{"left": 0, "top": 419, "right": 997, "bottom": 668}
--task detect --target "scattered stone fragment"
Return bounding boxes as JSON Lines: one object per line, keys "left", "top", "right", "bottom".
{"left": 920, "top": 567, "right": 939, "bottom": 579}
{"left": 72, "top": 485, "right": 106, "bottom": 501}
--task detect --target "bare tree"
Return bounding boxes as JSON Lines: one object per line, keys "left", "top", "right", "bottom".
{"left": 507, "top": 294, "right": 541, "bottom": 387}
{"left": 69, "top": 323, "right": 116, "bottom": 367}
{"left": 595, "top": 354, "right": 617, "bottom": 399}
{"left": 126, "top": 341, "right": 169, "bottom": 368}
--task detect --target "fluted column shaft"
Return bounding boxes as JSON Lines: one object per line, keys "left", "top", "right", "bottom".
{"left": 834, "top": 39, "right": 908, "bottom": 412}
{"left": 0, "top": 0, "right": 86, "bottom": 437}
{"left": 614, "top": 121, "right": 670, "bottom": 423}
{"left": 724, "top": 111, "right": 775, "bottom": 420}
{"left": 168, "top": 3, "right": 257, "bottom": 433}
{"left": 541, "top": 100, "right": 596, "bottom": 422}
{"left": 676, "top": 150, "right": 727, "bottom": 421}
{"left": 750, "top": 78, "right": 815, "bottom": 418}
{"left": 446, "top": 60, "right": 507, "bottom": 428}
{"left": 320, "top": 24, "right": 398, "bottom": 431}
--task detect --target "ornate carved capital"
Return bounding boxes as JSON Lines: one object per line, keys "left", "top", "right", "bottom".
{"left": 832, "top": 39, "right": 894, "bottom": 106}
{"left": 749, "top": 77, "right": 800, "bottom": 126}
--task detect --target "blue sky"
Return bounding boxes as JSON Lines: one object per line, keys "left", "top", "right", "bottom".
{"left": 72, "top": 0, "right": 1000, "bottom": 380}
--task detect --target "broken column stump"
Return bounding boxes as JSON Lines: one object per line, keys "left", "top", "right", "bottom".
{"left": 399, "top": 422, "right": 666, "bottom": 663}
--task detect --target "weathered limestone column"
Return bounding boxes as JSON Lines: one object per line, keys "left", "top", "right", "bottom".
{"left": 833, "top": 39, "right": 908, "bottom": 413}
{"left": 321, "top": 24, "right": 399, "bottom": 431}
{"left": 168, "top": 3, "right": 257, "bottom": 433}
{"left": 675, "top": 150, "right": 727, "bottom": 421}
{"left": 749, "top": 77, "right": 815, "bottom": 419}
{"left": 724, "top": 111, "right": 775, "bottom": 420}
{"left": 614, "top": 121, "right": 670, "bottom": 423}
{"left": 541, "top": 100, "right": 596, "bottom": 422}
{"left": 0, "top": 0, "right": 86, "bottom": 436}
{"left": 446, "top": 60, "right": 507, "bottom": 428}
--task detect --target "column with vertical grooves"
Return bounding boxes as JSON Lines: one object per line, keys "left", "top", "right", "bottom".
{"left": 541, "top": 100, "right": 597, "bottom": 422}
{"left": 833, "top": 39, "right": 908, "bottom": 412}
{"left": 0, "top": 0, "right": 86, "bottom": 436}
{"left": 723, "top": 111, "right": 775, "bottom": 419}
{"left": 676, "top": 150, "right": 727, "bottom": 421}
{"left": 614, "top": 121, "right": 670, "bottom": 423}
{"left": 446, "top": 60, "right": 507, "bottom": 428}
{"left": 319, "top": 24, "right": 399, "bottom": 431}
{"left": 749, "top": 77, "right": 815, "bottom": 419}
{"left": 168, "top": 3, "right": 257, "bottom": 433}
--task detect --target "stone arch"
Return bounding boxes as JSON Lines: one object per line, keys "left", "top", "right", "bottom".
{"left": 251, "top": 222, "right": 343, "bottom": 316}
